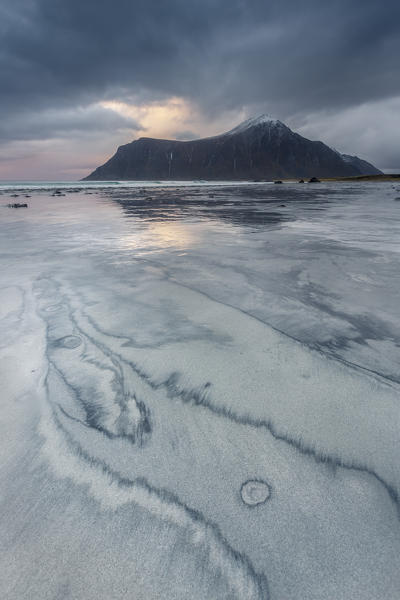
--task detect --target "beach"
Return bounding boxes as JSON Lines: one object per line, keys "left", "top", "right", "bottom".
{"left": 1, "top": 181, "right": 400, "bottom": 599}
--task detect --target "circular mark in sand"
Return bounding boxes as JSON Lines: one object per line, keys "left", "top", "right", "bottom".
{"left": 43, "top": 304, "right": 63, "bottom": 313}
{"left": 56, "top": 335, "right": 82, "bottom": 349}
{"left": 240, "top": 480, "right": 271, "bottom": 506}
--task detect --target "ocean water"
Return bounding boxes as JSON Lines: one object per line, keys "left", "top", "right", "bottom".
{"left": 0, "top": 179, "right": 270, "bottom": 191}
{"left": 1, "top": 181, "right": 400, "bottom": 599}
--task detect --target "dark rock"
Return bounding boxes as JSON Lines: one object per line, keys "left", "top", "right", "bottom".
{"left": 308, "top": 177, "right": 321, "bottom": 183}
{"left": 298, "top": 179, "right": 305, "bottom": 183}
{"left": 7, "top": 203, "right": 28, "bottom": 208}
{"left": 274, "top": 180, "right": 283, "bottom": 184}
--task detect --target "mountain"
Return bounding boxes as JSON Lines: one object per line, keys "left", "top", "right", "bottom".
{"left": 340, "top": 153, "right": 382, "bottom": 175}
{"left": 83, "top": 115, "right": 382, "bottom": 180}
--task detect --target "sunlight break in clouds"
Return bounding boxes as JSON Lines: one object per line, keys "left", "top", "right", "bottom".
{"left": 100, "top": 98, "right": 247, "bottom": 142}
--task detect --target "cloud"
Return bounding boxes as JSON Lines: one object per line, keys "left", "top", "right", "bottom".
{"left": 2, "top": 0, "right": 400, "bottom": 117}
{"left": 0, "top": 104, "right": 141, "bottom": 142}
{"left": 1, "top": 0, "right": 399, "bottom": 177}
{"left": 173, "top": 130, "right": 198, "bottom": 141}
{"left": 293, "top": 96, "right": 400, "bottom": 169}
{"left": 98, "top": 98, "right": 247, "bottom": 141}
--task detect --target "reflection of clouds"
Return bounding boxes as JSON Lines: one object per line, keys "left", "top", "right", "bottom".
{"left": 119, "top": 220, "right": 199, "bottom": 252}
{"left": 148, "top": 221, "right": 196, "bottom": 249}
{"left": 288, "top": 208, "right": 400, "bottom": 254}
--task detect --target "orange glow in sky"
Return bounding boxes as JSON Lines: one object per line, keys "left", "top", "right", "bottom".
{"left": 100, "top": 97, "right": 246, "bottom": 141}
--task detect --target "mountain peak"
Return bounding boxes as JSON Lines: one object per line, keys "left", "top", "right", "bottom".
{"left": 225, "top": 114, "right": 285, "bottom": 136}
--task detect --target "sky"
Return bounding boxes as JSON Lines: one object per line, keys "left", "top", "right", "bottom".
{"left": 1, "top": 0, "right": 399, "bottom": 180}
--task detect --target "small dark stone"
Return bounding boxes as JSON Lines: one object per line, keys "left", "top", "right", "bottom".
{"left": 7, "top": 203, "right": 28, "bottom": 208}
{"left": 274, "top": 180, "right": 283, "bottom": 184}
{"left": 298, "top": 179, "right": 305, "bottom": 183}
{"left": 308, "top": 177, "right": 320, "bottom": 183}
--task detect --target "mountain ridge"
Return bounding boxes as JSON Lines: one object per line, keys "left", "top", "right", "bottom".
{"left": 84, "top": 115, "right": 382, "bottom": 180}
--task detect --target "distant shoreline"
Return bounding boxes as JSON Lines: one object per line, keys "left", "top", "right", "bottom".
{"left": 322, "top": 174, "right": 400, "bottom": 182}
{"left": 1, "top": 174, "right": 399, "bottom": 192}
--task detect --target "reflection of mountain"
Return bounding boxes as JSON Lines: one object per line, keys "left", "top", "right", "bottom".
{"left": 109, "top": 185, "right": 328, "bottom": 229}
{"left": 84, "top": 115, "right": 381, "bottom": 180}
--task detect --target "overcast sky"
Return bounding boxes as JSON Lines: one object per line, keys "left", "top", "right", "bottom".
{"left": 1, "top": 0, "right": 399, "bottom": 179}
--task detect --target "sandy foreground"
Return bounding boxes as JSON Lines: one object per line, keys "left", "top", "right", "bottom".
{"left": 1, "top": 181, "right": 400, "bottom": 599}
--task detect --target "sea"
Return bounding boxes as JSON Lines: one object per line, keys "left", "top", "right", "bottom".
{"left": 0, "top": 179, "right": 271, "bottom": 191}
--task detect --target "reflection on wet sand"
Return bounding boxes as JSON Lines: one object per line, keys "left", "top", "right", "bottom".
{"left": 1, "top": 182, "right": 400, "bottom": 599}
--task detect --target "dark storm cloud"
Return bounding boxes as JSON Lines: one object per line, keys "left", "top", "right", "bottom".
{"left": 2, "top": 0, "right": 400, "bottom": 116}
{"left": 0, "top": 104, "right": 140, "bottom": 141}
{"left": 0, "top": 0, "right": 399, "bottom": 170}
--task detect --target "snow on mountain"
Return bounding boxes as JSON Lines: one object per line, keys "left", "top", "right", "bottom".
{"left": 225, "top": 114, "right": 284, "bottom": 136}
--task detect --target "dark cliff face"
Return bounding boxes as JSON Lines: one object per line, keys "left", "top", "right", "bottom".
{"left": 83, "top": 116, "right": 382, "bottom": 180}
{"left": 340, "top": 154, "right": 382, "bottom": 176}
